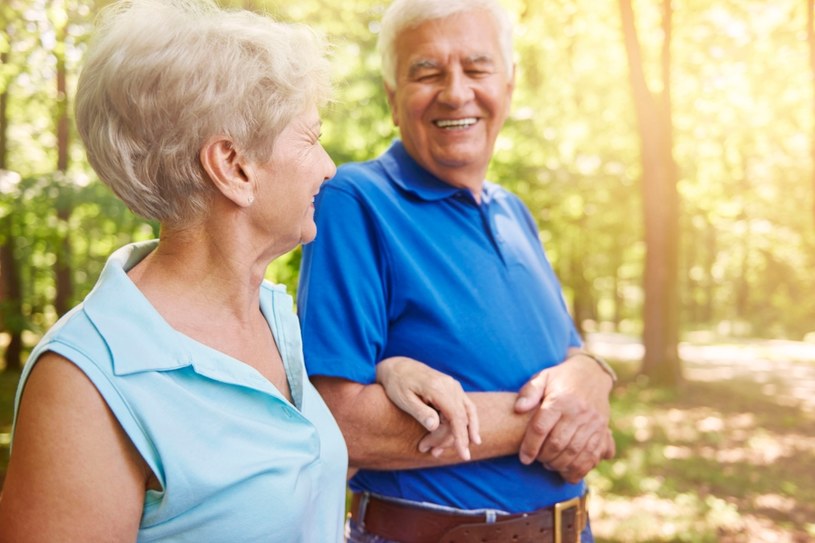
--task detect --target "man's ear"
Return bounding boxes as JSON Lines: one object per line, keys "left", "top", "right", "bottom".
{"left": 200, "top": 136, "right": 254, "bottom": 207}
{"left": 384, "top": 84, "right": 399, "bottom": 127}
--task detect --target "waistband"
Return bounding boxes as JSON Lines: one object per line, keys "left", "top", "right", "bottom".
{"left": 350, "top": 491, "right": 588, "bottom": 543}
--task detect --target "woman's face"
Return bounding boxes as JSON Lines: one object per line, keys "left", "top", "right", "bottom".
{"left": 249, "top": 106, "right": 336, "bottom": 249}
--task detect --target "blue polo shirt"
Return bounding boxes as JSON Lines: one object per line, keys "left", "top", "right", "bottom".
{"left": 13, "top": 241, "right": 348, "bottom": 542}
{"left": 299, "top": 141, "right": 584, "bottom": 513}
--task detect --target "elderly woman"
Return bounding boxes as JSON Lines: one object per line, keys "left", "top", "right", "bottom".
{"left": 0, "top": 0, "right": 346, "bottom": 541}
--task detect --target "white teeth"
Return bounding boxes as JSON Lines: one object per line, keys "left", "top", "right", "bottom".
{"left": 435, "top": 118, "right": 477, "bottom": 128}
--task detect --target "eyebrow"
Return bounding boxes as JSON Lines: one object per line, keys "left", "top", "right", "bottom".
{"left": 464, "top": 54, "right": 495, "bottom": 66}
{"left": 407, "top": 54, "right": 496, "bottom": 78}
{"left": 407, "top": 59, "right": 440, "bottom": 78}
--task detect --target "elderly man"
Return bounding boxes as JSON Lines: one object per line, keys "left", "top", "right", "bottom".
{"left": 298, "top": 0, "right": 616, "bottom": 541}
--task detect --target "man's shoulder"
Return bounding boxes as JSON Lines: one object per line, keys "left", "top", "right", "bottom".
{"left": 322, "top": 156, "right": 397, "bottom": 203}
{"left": 333, "top": 158, "right": 388, "bottom": 187}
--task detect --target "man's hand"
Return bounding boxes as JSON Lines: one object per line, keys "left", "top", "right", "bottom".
{"left": 513, "top": 353, "right": 615, "bottom": 482}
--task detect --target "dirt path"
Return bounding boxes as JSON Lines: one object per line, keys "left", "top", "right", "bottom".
{"left": 585, "top": 332, "right": 815, "bottom": 542}
{"left": 586, "top": 332, "right": 815, "bottom": 414}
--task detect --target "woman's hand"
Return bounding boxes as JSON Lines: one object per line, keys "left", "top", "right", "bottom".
{"left": 376, "top": 356, "right": 481, "bottom": 461}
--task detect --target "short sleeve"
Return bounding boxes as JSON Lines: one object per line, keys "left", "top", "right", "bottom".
{"left": 298, "top": 183, "right": 389, "bottom": 385}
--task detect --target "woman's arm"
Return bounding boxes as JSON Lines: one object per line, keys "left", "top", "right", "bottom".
{"left": 0, "top": 352, "right": 149, "bottom": 542}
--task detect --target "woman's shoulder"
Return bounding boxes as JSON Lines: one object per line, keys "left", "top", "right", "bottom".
{"left": 27, "top": 303, "right": 110, "bottom": 374}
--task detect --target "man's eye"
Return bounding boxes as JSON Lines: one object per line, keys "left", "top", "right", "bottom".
{"left": 467, "top": 68, "right": 491, "bottom": 77}
{"left": 415, "top": 72, "right": 441, "bottom": 82}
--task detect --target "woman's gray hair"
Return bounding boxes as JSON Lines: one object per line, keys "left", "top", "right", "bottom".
{"left": 75, "top": 0, "right": 332, "bottom": 226}
{"left": 377, "top": 0, "right": 514, "bottom": 90}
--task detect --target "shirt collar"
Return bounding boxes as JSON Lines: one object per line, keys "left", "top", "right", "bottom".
{"left": 82, "top": 241, "right": 290, "bottom": 379}
{"left": 378, "top": 140, "right": 472, "bottom": 201}
{"left": 82, "top": 241, "right": 188, "bottom": 375}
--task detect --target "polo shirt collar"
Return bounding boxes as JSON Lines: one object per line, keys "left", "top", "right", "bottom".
{"left": 82, "top": 241, "right": 286, "bottom": 379}
{"left": 379, "top": 140, "right": 468, "bottom": 201}
{"left": 82, "top": 241, "right": 197, "bottom": 375}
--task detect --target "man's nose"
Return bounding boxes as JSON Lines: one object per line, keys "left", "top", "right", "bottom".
{"left": 438, "top": 70, "right": 474, "bottom": 106}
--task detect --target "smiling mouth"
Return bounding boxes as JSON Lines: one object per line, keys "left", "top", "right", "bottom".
{"left": 434, "top": 118, "right": 477, "bottom": 129}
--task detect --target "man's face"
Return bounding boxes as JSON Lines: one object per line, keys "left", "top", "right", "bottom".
{"left": 386, "top": 9, "right": 514, "bottom": 188}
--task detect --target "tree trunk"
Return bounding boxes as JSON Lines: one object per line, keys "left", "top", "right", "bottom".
{"left": 619, "top": 0, "right": 681, "bottom": 386}
{"left": 0, "top": 47, "right": 24, "bottom": 372}
{"left": 0, "top": 52, "right": 7, "bottom": 165}
{"left": 570, "top": 241, "right": 589, "bottom": 339}
{"left": 808, "top": 0, "right": 815, "bottom": 229}
{"left": 0, "top": 229, "right": 23, "bottom": 372}
{"left": 703, "top": 219, "right": 716, "bottom": 326}
{"left": 54, "top": 17, "right": 73, "bottom": 317}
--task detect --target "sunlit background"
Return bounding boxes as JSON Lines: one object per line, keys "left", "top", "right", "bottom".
{"left": 1, "top": 0, "right": 814, "bottom": 540}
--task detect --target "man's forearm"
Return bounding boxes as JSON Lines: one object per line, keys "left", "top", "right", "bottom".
{"left": 313, "top": 376, "right": 532, "bottom": 470}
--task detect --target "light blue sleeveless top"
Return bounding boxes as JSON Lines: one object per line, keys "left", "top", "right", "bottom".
{"left": 13, "top": 241, "right": 348, "bottom": 542}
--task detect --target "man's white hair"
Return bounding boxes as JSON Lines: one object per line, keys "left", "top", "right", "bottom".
{"left": 377, "top": 0, "right": 514, "bottom": 89}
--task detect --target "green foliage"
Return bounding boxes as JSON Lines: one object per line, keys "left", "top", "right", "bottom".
{"left": 0, "top": 172, "right": 155, "bottom": 344}
{"left": 2, "top": 0, "right": 815, "bottom": 371}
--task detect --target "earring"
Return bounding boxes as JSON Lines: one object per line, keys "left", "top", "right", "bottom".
{"left": 247, "top": 195, "right": 254, "bottom": 205}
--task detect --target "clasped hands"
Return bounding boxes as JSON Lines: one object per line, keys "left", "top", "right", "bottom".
{"left": 376, "top": 355, "right": 615, "bottom": 483}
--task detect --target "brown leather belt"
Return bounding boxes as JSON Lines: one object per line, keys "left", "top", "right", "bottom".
{"left": 350, "top": 492, "right": 588, "bottom": 543}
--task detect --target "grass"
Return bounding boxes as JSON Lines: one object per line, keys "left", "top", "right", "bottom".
{"left": 1, "top": 352, "right": 814, "bottom": 542}
{"left": 587, "top": 364, "right": 815, "bottom": 542}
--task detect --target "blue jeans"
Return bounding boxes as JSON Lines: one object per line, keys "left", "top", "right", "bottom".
{"left": 346, "top": 516, "right": 594, "bottom": 542}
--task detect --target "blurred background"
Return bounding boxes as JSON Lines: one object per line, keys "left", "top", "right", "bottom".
{"left": 1, "top": 0, "right": 814, "bottom": 541}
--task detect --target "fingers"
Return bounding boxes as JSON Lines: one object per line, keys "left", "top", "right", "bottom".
{"left": 430, "top": 433, "right": 456, "bottom": 459}
{"left": 417, "top": 408, "right": 480, "bottom": 462}
{"left": 465, "top": 396, "right": 481, "bottom": 447}
{"left": 531, "top": 399, "right": 613, "bottom": 482}
{"left": 400, "top": 395, "right": 441, "bottom": 432}
{"left": 514, "top": 371, "right": 547, "bottom": 413}
{"left": 518, "top": 405, "right": 561, "bottom": 465}
{"left": 427, "top": 402, "right": 475, "bottom": 461}
{"left": 519, "top": 390, "right": 612, "bottom": 480}
{"left": 516, "top": 355, "right": 615, "bottom": 480}
{"left": 413, "top": 374, "right": 480, "bottom": 461}
{"left": 418, "top": 424, "right": 453, "bottom": 454}
{"left": 377, "top": 357, "right": 481, "bottom": 461}
{"left": 556, "top": 429, "right": 612, "bottom": 483}
{"left": 543, "top": 416, "right": 607, "bottom": 482}
{"left": 430, "top": 379, "right": 475, "bottom": 461}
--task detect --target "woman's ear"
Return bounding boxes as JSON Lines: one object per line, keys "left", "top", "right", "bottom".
{"left": 200, "top": 136, "right": 255, "bottom": 207}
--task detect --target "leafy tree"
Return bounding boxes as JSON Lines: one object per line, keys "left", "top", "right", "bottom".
{"left": 809, "top": 0, "right": 815, "bottom": 230}
{"left": 2, "top": 0, "right": 815, "bottom": 377}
